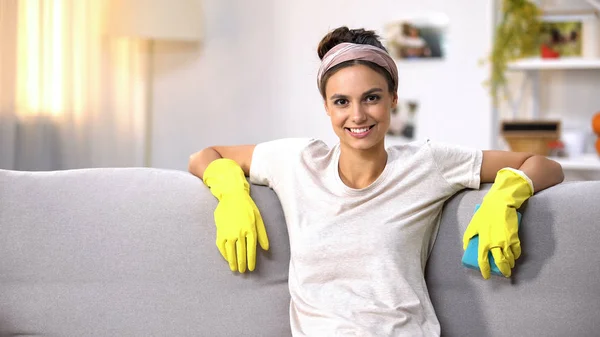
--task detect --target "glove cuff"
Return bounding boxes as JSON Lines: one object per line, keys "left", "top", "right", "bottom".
{"left": 501, "top": 167, "right": 535, "bottom": 194}
{"left": 203, "top": 158, "right": 250, "bottom": 200}
{"left": 484, "top": 167, "right": 534, "bottom": 209}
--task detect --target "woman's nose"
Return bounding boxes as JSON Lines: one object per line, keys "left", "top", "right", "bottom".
{"left": 351, "top": 105, "right": 367, "bottom": 124}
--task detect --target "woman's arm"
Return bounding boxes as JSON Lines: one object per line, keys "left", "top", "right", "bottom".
{"left": 480, "top": 150, "right": 564, "bottom": 193}
{"left": 188, "top": 145, "right": 256, "bottom": 179}
{"left": 188, "top": 144, "right": 265, "bottom": 274}
{"left": 464, "top": 150, "right": 564, "bottom": 279}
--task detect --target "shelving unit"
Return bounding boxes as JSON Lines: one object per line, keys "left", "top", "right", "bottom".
{"left": 502, "top": 57, "right": 600, "bottom": 120}
{"left": 502, "top": 56, "right": 600, "bottom": 172}
{"left": 490, "top": 1, "right": 600, "bottom": 178}
{"left": 507, "top": 57, "right": 600, "bottom": 71}
{"left": 502, "top": 57, "right": 600, "bottom": 122}
{"left": 501, "top": 58, "right": 600, "bottom": 172}
{"left": 548, "top": 153, "right": 600, "bottom": 171}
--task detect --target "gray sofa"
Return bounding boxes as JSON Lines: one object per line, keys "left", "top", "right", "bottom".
{"left": 1, "top": 167, "right": 599, "bottom": 336}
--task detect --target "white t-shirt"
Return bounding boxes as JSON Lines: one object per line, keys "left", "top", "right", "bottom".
{"left": 250, "top": 138, "right": 482, "bottom": 337}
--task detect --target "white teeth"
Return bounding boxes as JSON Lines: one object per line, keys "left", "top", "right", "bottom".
{"left": 350, "top": 127, "right": 369, "bottom": 133}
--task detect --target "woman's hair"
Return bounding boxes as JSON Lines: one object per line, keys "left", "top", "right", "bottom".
{"left": 317, "top": 27, "right": 396, "bottom": 98}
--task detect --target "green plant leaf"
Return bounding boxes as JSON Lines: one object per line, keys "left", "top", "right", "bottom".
{"left": 486, "top": 0, "right": 542, "bottom": 102}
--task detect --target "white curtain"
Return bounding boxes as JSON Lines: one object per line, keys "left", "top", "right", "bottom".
{"left": 0, "top": 0, "right": 147, "bottom": 171}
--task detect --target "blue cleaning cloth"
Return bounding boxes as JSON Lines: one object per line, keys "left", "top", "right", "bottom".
{"left": 461, "top": 204, "right": 522, "bottom": 277}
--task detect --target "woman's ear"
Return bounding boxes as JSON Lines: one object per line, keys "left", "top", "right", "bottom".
{"left": 391, "top": 92, "right": 398, "bottom": 110}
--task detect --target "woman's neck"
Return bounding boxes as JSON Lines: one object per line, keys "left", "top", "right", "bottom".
{"left": 338, "top": 143, "right": 388, "bottom": 189}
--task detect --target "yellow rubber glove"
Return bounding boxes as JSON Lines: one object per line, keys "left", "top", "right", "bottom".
{"left": 463, "top": 168, "right": 534, "bottom": 279}
{"left": 203, "top": 158, "right": 269, "bottom": 273}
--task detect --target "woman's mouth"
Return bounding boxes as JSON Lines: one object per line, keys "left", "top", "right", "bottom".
{"left": 345, "top": 125, "right": 375, "bottom": 138}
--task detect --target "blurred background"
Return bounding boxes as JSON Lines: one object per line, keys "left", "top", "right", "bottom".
{"left": 1, "top": 0, "right": 599, "bottom": 180}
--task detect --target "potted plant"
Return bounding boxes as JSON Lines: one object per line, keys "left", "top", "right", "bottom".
{"left": 487, "top": 0, "right": 543, "bottom": 101}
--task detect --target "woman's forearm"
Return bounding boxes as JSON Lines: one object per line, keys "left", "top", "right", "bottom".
{"left": 188, "top": 147, "right": 222, "bottom": 180}
{"left": 518, "top": 155, "right": 564, "bottom": 193}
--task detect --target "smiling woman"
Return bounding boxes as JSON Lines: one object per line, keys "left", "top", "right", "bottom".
{"left": 325, "top": 70, "right": 393, "bottom": 143}
{"left": 317, "top": 43, "right": 397, "bottom": 179}
{"left": 188, "top": 26, "right": 564, "bottom": 337}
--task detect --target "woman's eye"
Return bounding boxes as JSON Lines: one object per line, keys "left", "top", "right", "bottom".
{"left": 334, "top": 99, "right": 348, "bottom": 105}
{"left": 365, "top": 95, "right": 380, "bottom": 102}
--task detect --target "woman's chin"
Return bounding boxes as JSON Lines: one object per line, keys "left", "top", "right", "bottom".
{"left": 340, "top": 134, "right": 385, "bottom": 151}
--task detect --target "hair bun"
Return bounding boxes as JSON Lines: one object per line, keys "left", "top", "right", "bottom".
{"left": 317, "top": 26, "right": 386, "bottom": 60}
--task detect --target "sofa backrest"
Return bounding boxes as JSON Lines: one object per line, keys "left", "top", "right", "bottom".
{"left": 427, "top": 179, "right": 600, "bottom": 336}
{"left": 1, "top": 168, "right": 599, "bottom": 336}
{"left": 0, "top": 168, "right": 291, "bottom": 336}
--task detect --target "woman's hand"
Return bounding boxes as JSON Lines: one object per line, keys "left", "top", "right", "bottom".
{"left": 202, "top": 158, "right": 269, "bottom": 273}
{"left": 463, "top": 168, "right": 533, "bottom": 279}
{"left": 213, "top": 191, "right": 269, "bottom": 272}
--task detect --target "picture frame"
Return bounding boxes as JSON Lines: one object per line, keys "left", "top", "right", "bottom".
{"left": 383, "top": 14, "right": 449, "bottom": 60}
{"left": 539, "top": 20, "right": 583, "bottom": 58}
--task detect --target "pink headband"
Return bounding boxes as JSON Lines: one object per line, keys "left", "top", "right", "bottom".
{"left": 317, "top": 42, "right": 398, "bottom": 93}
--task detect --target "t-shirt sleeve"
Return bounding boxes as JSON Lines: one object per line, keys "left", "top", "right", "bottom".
{"left": 427, "top": 140, "right": 482, "bottom": 191}
{"left": 249, "top": 138, "right": 313, "bottom": 188}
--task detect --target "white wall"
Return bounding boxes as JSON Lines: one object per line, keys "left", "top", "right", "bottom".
{"left": 151, "top": 0, "right": 285, "bottom": 169}
{"left": 151, "top": 0, "right": 494, "bottom": 170}
{"left": 273, "top": 0, "right": 494, "bottom": 148}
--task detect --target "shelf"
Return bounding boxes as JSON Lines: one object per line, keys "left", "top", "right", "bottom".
{"left": 542, "top": 9, "right": 599, "bottom": 21}
{"left": 547, "top": 153, "right": 600, "bottom": 171}
{"left": 507, "top": 57, "right": 600, "bottom": 71}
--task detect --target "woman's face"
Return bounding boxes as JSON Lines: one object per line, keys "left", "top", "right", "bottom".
{"left": 323, "top": 64, "right": 397, "bottom": 152}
